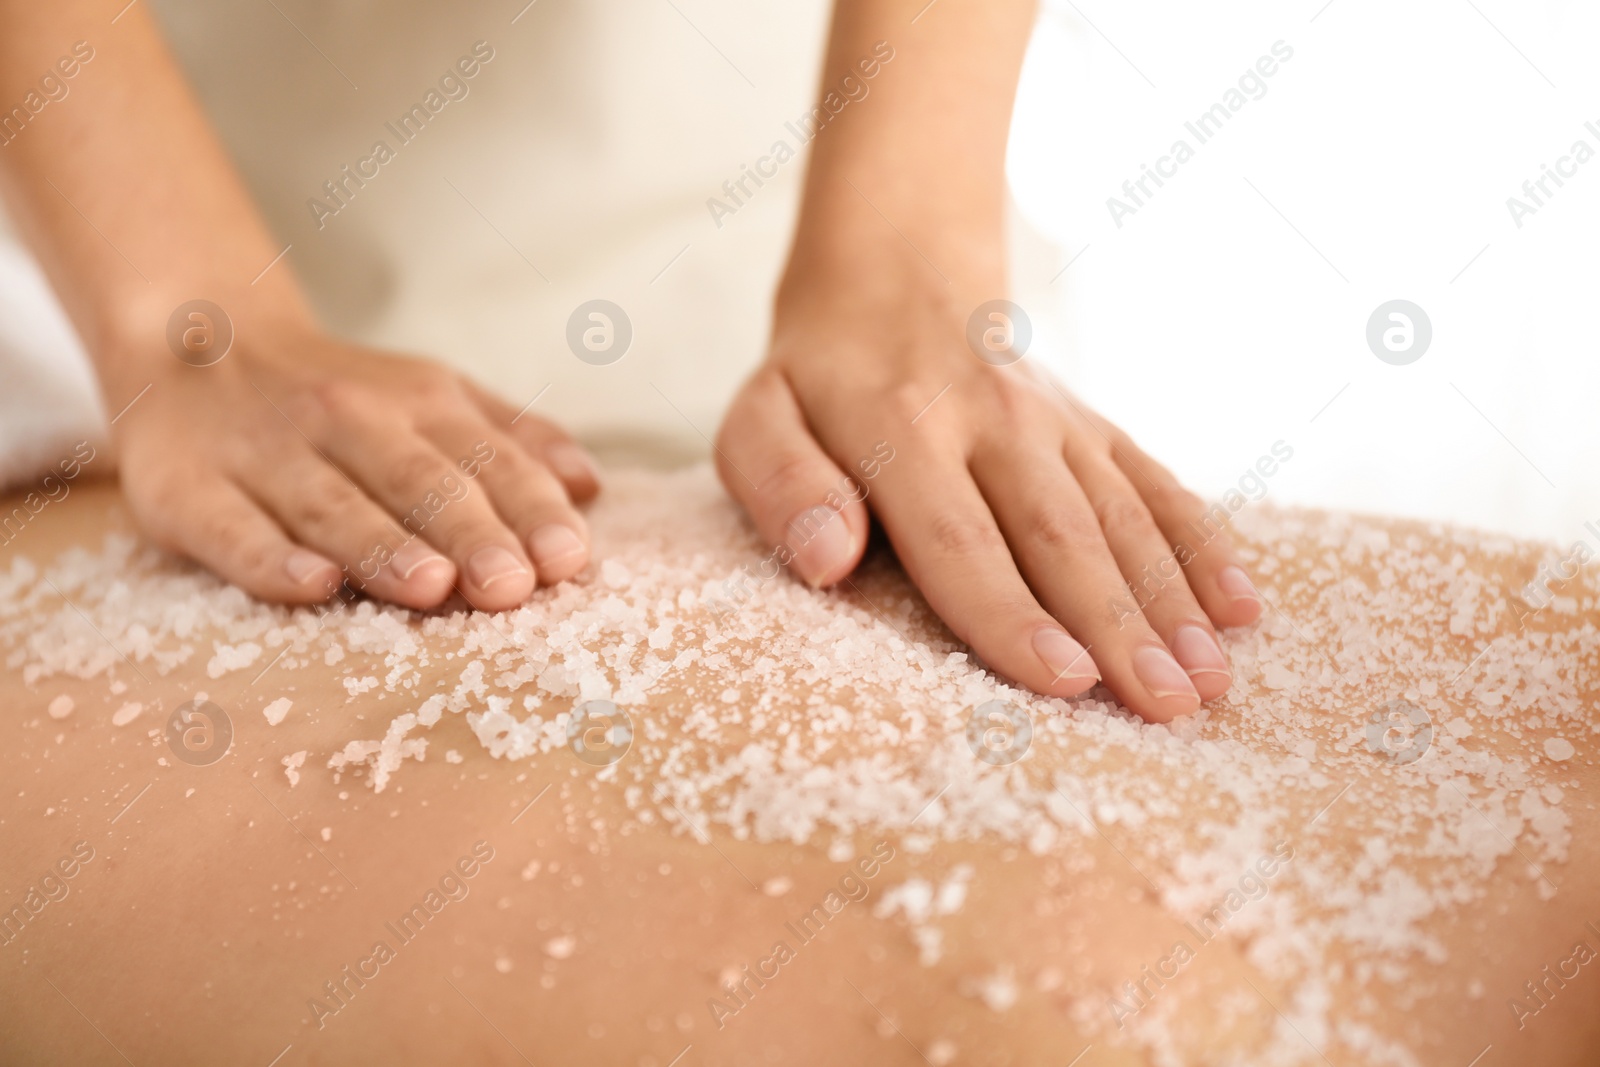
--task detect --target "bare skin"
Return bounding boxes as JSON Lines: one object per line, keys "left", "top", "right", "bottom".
{"left": 0, "top": 0, "right": 1259, "bottom": 721}
{"left": 0, "top": 480, "right": 1596, "bottom": 1066}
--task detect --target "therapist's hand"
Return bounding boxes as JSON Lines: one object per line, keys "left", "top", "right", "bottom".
{"left": 713, "top": 0, "right": 1261, "bottom": 722}
{"left": 109, "top": 325, "right": 599, "bottom": 612}
{"left": 716, "top": 240, "right": 1263, "bottom": 723}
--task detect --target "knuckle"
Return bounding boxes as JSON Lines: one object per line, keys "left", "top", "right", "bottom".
{"left": 1094, "top": 493, "right": 1155, "bottom": 540}
{"left": 887, "top": 381, "right": 943, "bottom": 425}
{"left": 1022, "top": 505, "right": 1099, "bottom": 553}
{"left": 923, "top": 509, "right": 1006, "bottom": 559}
{"left": 225, "top": 532, "right": 276, "bottom": 579}
{"left": 379, "top": 450, "right": 446, "bottom": 498}
{"left": 309, "top": 378, "right": 367, "bottom": 417}
{"left": 757, "top": 454, "right": 825, "bottom": 507}
{"left": 285, "top": 484, "right": 346, "bottom": 532}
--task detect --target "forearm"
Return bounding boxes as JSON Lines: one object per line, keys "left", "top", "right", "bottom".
{"left": 0, "top": 1, "right": 312, "bottom": 388}
{"left": 785, "top": 0, "right": 1038, "bottom": 301}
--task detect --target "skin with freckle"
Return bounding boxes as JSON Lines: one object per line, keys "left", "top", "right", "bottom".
{"left": 0, "top": 477, "right": 1596, "bottom": 1067}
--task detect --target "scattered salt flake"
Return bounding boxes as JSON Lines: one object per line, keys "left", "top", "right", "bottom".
{"left": 184, "top": 788, "right": 196, "bottom": 798}
{"left": 263, "top": 697, "right": 292, "bottom": 726}
{"left": 111, "top": 702, "right": 143, "bottom": 727}
{"left": 445, "top": 749, "right": 463, "bottom": 764}
{"left": 343, "top": 676, "right": 379, "bottom": 696}
{"left": 761, "top": 876, "right": 793, "bottom": 898}
{"left": 494, "top": 955, "right": 514, "bottom": 974}
{"left": 543, "top": 935, "right": 576, "bottom": 959}
{"left": 206, "top": 641, "right": 262, "bottom": 678}
{"left": 320, "top": 827, "right": 332, "bottom": 842}
{"left": 1261, "top": 663, "right": 1298, "bottom": 689}
{"left": 47, "top": 695, "right": 74, "bottom": 720}
{"left": 1544, "top": 737, "right": 1575, "bottom": 761}
{"left": 282, "top": 750, "right": 308, "bottom": 788}
{"left": 600, "top": 559, "right": 632, "bottom": 589}
{"left": 965, "top": 966, "right": 1019, "bottom": 1012}
{"left": 927, "top": 1039, "right": 957, "bottom": 1066}
{"left": 521, "top": 860, "right": 541, "bottom": 881}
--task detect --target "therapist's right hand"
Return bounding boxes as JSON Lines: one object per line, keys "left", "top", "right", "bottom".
{"left": 108, "top": 324, "right": 600, "bottom": 612}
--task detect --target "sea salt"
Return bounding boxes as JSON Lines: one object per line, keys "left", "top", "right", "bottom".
{"left": 1544, "top": 737, "right": 1575, "bottom": 761}
{"left": 282, "top": 750, "right": 307, "bottom": 787}
{"left": 1, "top": 466, "right": 1591, "bottom": 1067}
{"left": 262, "top": 697, "right": 292, "bottom": 726}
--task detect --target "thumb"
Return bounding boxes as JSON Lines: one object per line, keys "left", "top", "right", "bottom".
{"left": 713, "top": 368, "right": 870, "bottom": 588}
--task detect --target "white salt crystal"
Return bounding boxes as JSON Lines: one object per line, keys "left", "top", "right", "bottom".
{"left": 111, "top": 701, "right": 143, "bottom": 727}
{"left": 600, "top": 559, "right": 632, "bottom": 589}
{"left": 320, "top": 827, "right": 332, "bottom": 842}
{"left": 1544, "top": 737, "right": 1575, "bottom": 761}
{"left": 206, "top": 641, "right": 262, "bottom": 678}
{"left": 263, "top": 698, "right": 292, "bottom": 726}
{"left": 47, "top": 695, "right": 74, "bottom": 720}
{"left": 445, "top": 749, "right": 463, "bottom": 764}
{"left": 282, "top": 750, "right": 308, "bottom": 787}
{"left": 543, "top": 935, "right": 576, "bottom": 959}
{"left": 761, "top": 876, "right": 793, "bottom": 897}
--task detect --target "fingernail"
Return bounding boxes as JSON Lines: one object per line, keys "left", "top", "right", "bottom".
{"left": 1170, "top": 624, "right": 1230, "bottom": 683}
{"left": 391, "top": 541, "right": 453, "bottom": 583}
{"left": 1032, "top": 627, "right": 1098, "bottom": 685}
{"left": 466, "top": 545, "right": 530, "bottom": 590}
{"left": 546, "top": 442, "right": 600, "bottom": 484}
{"left": 285, "top": 547, "right": 336, "bottom": 587}
{"left": 528, "top": 524, "right": 586, "bottom": 571}
{"left": 1132, "top": 644, "right": 1199, "bottom": 700}
{"left": 1217, "top": 565, "right": 1260, "bottom": 606}
{"left": 786, "top": 505, "right": 855, "bottom": 588}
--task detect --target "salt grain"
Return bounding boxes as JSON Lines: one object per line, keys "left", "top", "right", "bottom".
{"left": 1544, "top": 737, "right": 1575, "bottom": 761}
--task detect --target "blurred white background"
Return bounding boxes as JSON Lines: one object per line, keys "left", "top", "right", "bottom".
{"left": 1008, "top": 0, "right": 1599, "bottom": 545}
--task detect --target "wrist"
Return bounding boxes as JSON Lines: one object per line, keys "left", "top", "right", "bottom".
{"left": 778, "top": 186, "right": 1008, "bottom": 318}
{"left": 94, "top": 281, "right": 318, "bottom": 393}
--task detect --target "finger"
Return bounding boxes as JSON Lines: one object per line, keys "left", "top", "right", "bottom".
{"left": 323, "top": 419, "right": 539, "bottom": 610}
{"left": 130, "top": 473, "right": 341, "bottom": 605}
{"left": 971, "top": 438, "right": 1202, "bottom": 721}
{"left": 714, "top": 368, "right": 870, "bottom": 588}
{"left": 425, "top": 422, "right": 591, "bottom": 586}
{"left": 241, "top": 452, "right": 458, "bottom": 610}
{"left": 857, "top": 437, "right": 1101, "bottom": 700}
{"left": 460, "top": 379, "right": 601, "bottom": 503}
{"left": 1066, "top": 453, "right": 1234, "bottom": 704}
{"left": 1107, "top": 433, "right": 1264, "bottom": 629}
